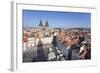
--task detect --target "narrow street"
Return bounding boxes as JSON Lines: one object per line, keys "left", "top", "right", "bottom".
{"left": 23, "top": 40, "right": 66, "bottom": 62}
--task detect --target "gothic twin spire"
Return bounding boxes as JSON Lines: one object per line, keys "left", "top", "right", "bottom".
{"left": 39, "top": 20, "right": 49, "bottom": 27}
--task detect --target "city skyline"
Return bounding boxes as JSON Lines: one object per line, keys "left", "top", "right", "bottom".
{"left": 23, "top": 10, "right": 91, "bottom": 28}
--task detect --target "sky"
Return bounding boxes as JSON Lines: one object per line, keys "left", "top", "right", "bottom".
{"left": 23, "top": 10, "right": 91, "bottom": 28}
